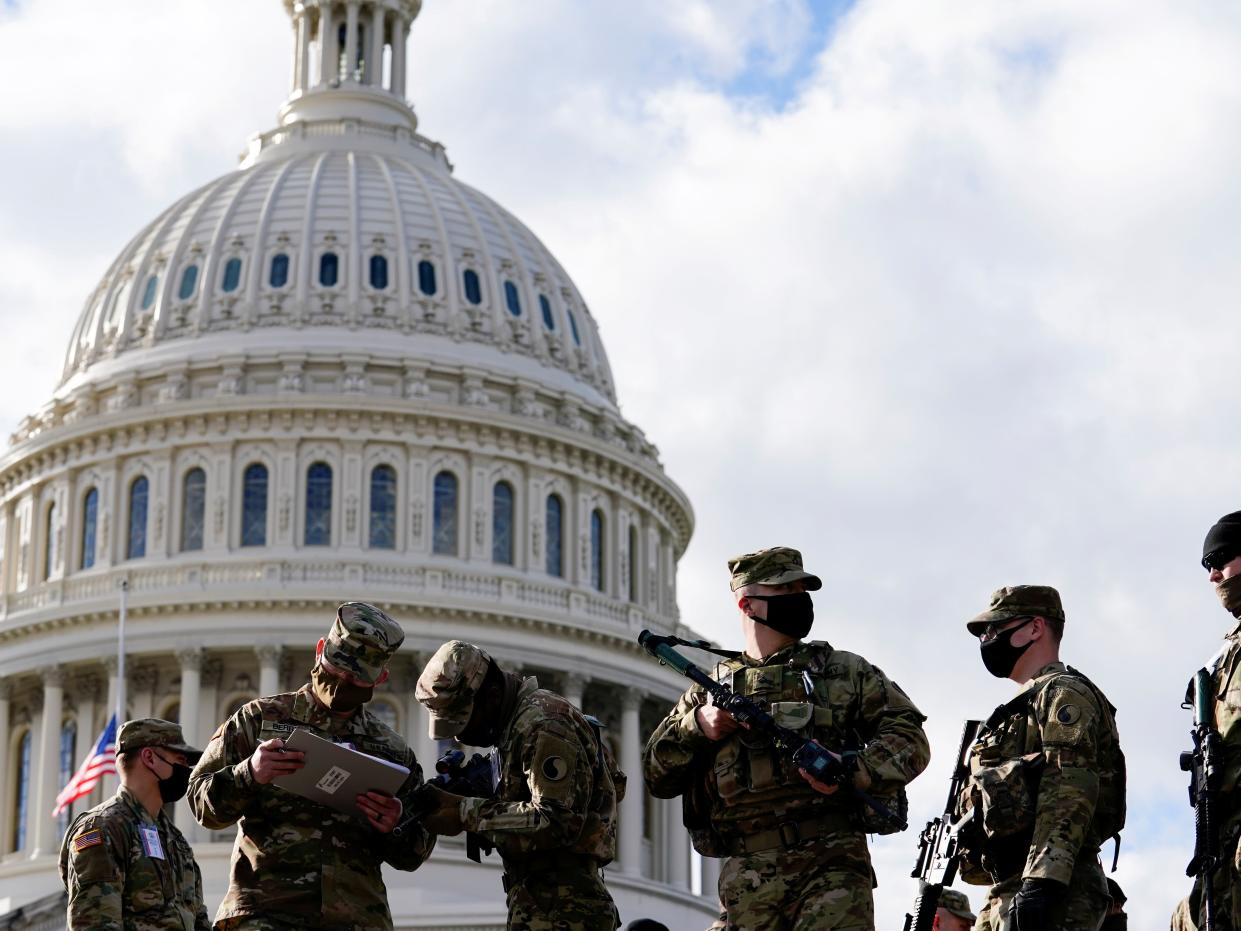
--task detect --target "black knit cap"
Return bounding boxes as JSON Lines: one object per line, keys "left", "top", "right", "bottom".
{"left": 1203, "top": 511, "right": 1241, "bottom": 569}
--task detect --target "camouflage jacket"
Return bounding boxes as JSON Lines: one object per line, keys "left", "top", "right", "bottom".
{"left": 187, "top": 685, "right": 435, "bottom": 930}
{"left": 642, "top": 640, "right": 929, "bottom": 848}
{"left": 959, "top": 662, "right": 1126, "bottom": 886}
{"left": 58, "top": 786, "right": 209, "bottom": 931}
{"left": 1207, "top": 623, "right": 1241, "bottom": 811}
{"left": 461, "top": 677, "right": 624, "bottom": 867}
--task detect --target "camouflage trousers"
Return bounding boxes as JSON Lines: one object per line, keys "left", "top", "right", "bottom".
{"left": 973, "top": 857, "right": 1109, "bottom": 931}
{"left": 718, "top": 836, "right": 874, "bottom": 931}
{"left": 504, "top": 868, "right": 619, "bottom": 930}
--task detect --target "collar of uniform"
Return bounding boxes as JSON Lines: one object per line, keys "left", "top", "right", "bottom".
{"left": 1019, "top": 661, "right": 1068, "bottom": 695}
{"left": 117, "top": 785, "right": 157, "bottom": 825}
{"left": 291, "top": 682, "right": 372, "bottom": 736}
{"left": 496, "top": 676, "right": 539, "bottom": 751}
{"left": 740, "top": 640, "right": 804, "bottom": 666}
{"left": 1228, "top": 618, "right": 1241, "bottom": 640}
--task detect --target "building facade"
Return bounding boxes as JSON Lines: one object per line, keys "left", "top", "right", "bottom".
{"left": 0, "top": 1, "right": 715, "bottom": 927}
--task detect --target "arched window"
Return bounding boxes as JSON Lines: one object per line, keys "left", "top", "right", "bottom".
{"left": 241, "top": 463, "right": 268, "bottom": 547}
{"left": 126, "top": 476, "right": 149, "bottom": 560}
{"left": 628, "top": 524, "right": 639, "bottom": 602}
{"left": 539, "top": 294, "right": 555, "bottom": 330}
{"left": 43, "top": 502, "right": 57, "bottom": 581}
{"left": 57, "top": 721, "right": 76, "bottom": 835}
{"left": 369, "top": 255, "right": 389, "bottom": 290}
{"left": 568, "top": 309, "right": 582, "bottom": 346}
{"left": 13, "top": 730, "right": 31, "bottom": 852}
{"left": 504, "top": 281, "right": 522, "bottom": 317}
{"left": 590, "top": 509, "right": 605, "bottom": 592}
{"left": 319, "top": 252, "right": 339, "bottom": 288}
{"left": 181, "top": 468, "right": 206, "bottom": 552}
{"left": 81, "top": 488, "right": 98, "bottom": 570}
{"left": 462, "top": 269, "right": 482, "bottom": 305}
{"left": 221, "top": 257, "right": 242, "bottom": 293}
{"left": 140, "top": 275, "right": 159, "bottom": 310}
{"left": 432, "top": 471, "right": 458, "bottom": 555}
{"left": 417, "top": 260, "right": 437, "bottom": 296}
{"left": 269, "top": 253, "right": 290, "bottom": 288}
{"left": 546, "top": 494, "right": 563, "bottom": 578}
{"left": 304, "top": 462, "right": 333, "bottom": 546}
{"left": 369, "top": 465, "right": 397, "bottom": 550}
{"left": 178, "top": 265, "right": 199, "bottom": 300}
{"left": 492, "top": 482, "right": 514, "bottom": 565}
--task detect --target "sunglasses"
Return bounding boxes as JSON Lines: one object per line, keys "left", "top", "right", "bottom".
{"left": 1203, "top": 550, "right": 1237, "bottom": 572}
{"left": 979, "top": 615, "right": 1036, "bottom": 643}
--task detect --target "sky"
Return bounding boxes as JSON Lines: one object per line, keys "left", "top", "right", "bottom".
{"left": 2, "top": 0, "right": 1240, "bottom": 925}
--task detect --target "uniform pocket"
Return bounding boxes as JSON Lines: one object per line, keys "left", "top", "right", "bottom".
{"left": 712, "top": 737, "right": 745, "bottom": 801}
{"left": 770, "top": 701, "right": 814, "bottom": 732}
{"left": 124, "top": 857, "right": 167, "bottom": 912}
{"left": 971, "top": 753, "right": 1043, "bottom": 840}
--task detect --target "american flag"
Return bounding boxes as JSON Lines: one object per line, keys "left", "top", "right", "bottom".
{"left": 53, "top": 715, "right": 117, "bottom": 816}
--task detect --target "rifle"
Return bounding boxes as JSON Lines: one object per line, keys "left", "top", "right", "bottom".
{"left": 1180, "top": 667, "right": 1220, "bottom": 931}
{"left": 902, "top": 719, "right": 982, "bottom": 931}
{"left": 637, "top": 629, "right": 907, "bottom": 831}
{"left": 403, "top": 748, "right": 496, "bottom": 862}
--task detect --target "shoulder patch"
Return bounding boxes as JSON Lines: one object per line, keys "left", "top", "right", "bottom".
{"left": 72, "top": 829, "right": 103, "bottom": 852}
{"left": 1056, "top": 704, "right": 1081, "bottom": 726}
{"left": 541, "top": 756, "right": 569, "bottom": 781}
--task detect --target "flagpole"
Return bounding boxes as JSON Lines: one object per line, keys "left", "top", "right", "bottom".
{"left": 116, "top": 578, "right": 128, "bottom": 726}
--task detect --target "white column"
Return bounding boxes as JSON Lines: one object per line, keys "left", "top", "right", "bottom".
{"left": 562, "top": 672, "right": 585, "bottom": 710}
{"left": 700, "top": 854, "right": 721, "bottom": 903}
{"left": 297, "top": 12, "right": 311, "bottom": 91}
{"left": 33, "top": 665, "right": 65, "bottom": 857}
{"left": 391, "top": 15, "right": 406, "bottom": 97}
{"left": 176, "top": 648, "right": 203, "bottom": 839}
{"left": 129, "top": 666, "right": 155, "bottom": 719}
{"left": 665, "top": 796, "right": 689, "bottom": 889}
{"left": 369, "top": 5, "right": 385, "bottom": 86}
{"left": 404, "top": 653, "right": 439, "bottom": 772}
{"left": 0, "top": 678, "right": 10, "bottom": 847}
{"left": 619, "top": 689, "right": 643, "bottom": 874}
{"left": 257, "top": 645, "right": 283, "bottom": 697}
{"left": 319, "top": 3, "right": 336, "bottom": 85}
{"left": 102, "top": 656, "right": 120, "bottom": 798}
{"left": 71, "top": 675, "right": 98, "bottom": 816}
{"left": 343, "top": 2, "right": 359, "bottom": 82}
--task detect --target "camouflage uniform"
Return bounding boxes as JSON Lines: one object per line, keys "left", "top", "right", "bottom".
{"left": 187, "top": 603, "right": 435, "bottom": 931}
{"left": 959, "top": 587, "right": 1126, "bottom": 931}
{"left": 59, "top": 719, "right": 209, "bottom": 931}
{"left": 643, "top": 547, "right": 931, "bottom": 931}
{"left": 417, "top": 640, "right": 623, "bottom": 931}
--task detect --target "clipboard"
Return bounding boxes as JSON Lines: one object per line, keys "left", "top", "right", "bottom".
{"left": 271, "top": 728, "right": 410, "bottom": 815}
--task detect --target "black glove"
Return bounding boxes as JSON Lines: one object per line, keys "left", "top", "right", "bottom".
{"left": 1010, "top": 878, "right": 1067, "bottom": 931}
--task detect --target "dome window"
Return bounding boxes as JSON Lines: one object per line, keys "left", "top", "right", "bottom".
{"left": 539, "top": 295, "right": 555, "bottom": 331}
{"left": 140, "top": 275, "right": 159, "bottom": 311}
{"left": 568, "top": 309, "right": 582, "bottom": 346}
{"left": 43, "top": 502, "right": 57, "bottom": 581}
{"left": 127, "top": 476, "right": 149, "bottom": 560}
{"left": 181, "top": 468, "right": 206, "bottom": 552}
{"left": 628, "top": 524, "right": 639, "bottom": 602}
{"left": 369, "top": 255, "right": 389, "bottom": 291}
{"left": 80, "top": 488, "right": 98, "bottom": 570}
{"left": 221, "top": 257, "right": 243, "bottom": 293}
{"left": 590, "top": 509, "right": 605, "bottom": 592}
{"left": 269, "top": 253, "right": 290, "bottom": 289}
{"left": 178, "top": 265, "right": 199, "bottom": 301}
{"left": 462, "top": 269, "right": 482, "bottom": 305}
{"left": 241, "top": 463, "right": 268, "bottom": 547}
{"left": 304, "top": 462, "right": 333, "bottom": 546}
{"left": 319, "top": 252, "right": 339, "bottom": 288}
{"left": 504, "top": 281, "right": 522, "bottom": 317}
{"left": 546, "top": 494, "right": 564, "bottom": 578}
{"left": 417, "top": 260, "right": 437, "bottom": 296}
{"left": 432, "top": 471, "right": 458, "bottom": 555}
{"left": 492, "top": 482, "right": 515, "bottom": 565}
{"left": 369, "top": 465, "right": 397, "bottom": 550}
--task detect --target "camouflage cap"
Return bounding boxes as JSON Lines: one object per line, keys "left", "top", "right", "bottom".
{"left": 115, "top": 718, "right": 203, "bottom": 763}
{"left": 938, "top": 889, "right": 975, "bottom": 921}
{"left": 966, "top": 585, "right": 1065, "bottom": 636}
{"left": 322, "top": 602, "right": 404, "bottom": 683}
{"left": 727, "top": 546, "right": 822, "bottom": 592}
{"left": 414, "top": 640, "right": 493, "bottom": 739}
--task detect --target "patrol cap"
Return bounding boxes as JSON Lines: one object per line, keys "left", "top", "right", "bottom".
{"left": 727, "top": 546, "right": 822, "bottom": 592}
{"left": 415, "top": 640, "right": 493, "bottom": 739}
{"left": 1203, "top": 511, "right": 1241, "bottom": 569}
{"left": 322, "top": 602, "right": 404, "bottom": 683}
{"left": 115, "top": 718, "right": 203, "bottom": 763}
{"left": 938, "top": 889, "right": 975, "bottom": 921}
{"left": 966, "top": 585, "right": 1065, "bottom": 636}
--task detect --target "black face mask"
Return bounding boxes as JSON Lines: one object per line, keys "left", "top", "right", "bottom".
{"left": 311, "top": 662, "right": 374, "bottom": 712}
{"left": 979, "top": 616, "right": 1037, "bottom": 678}
{"left": 151, "top": 755, "right": 192, "bottom": 804}
{"left": 747, "top": 592, "right": 814, "bottom": 639}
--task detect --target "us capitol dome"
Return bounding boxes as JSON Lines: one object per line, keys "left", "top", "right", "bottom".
{"left": 0, "top": 2, "right": 714, "bottom": 927}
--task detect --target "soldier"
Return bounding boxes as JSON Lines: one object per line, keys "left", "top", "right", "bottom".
{"left": 1103, "top": 878, "right": 1126, "bottom": 931}
{"left": 188, "top": 602, "right": 435, "bottom": 931}
{"left": 1174, "top": 510, "right": 1241, "bottom": 931}
{"left": 934, "top": 889, "right": 976, "bottom": 931}
{"left": 415, "top": 640, "right": 622, "bottom": 931}
{"left": 958, "top": 585, "right": 1126, "bottom": 931}
{"left": 58, "top": 718, "right": 209, "bottom": 931}
{"left": 643, "top": 546, "right": 931, "bottom": 930}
